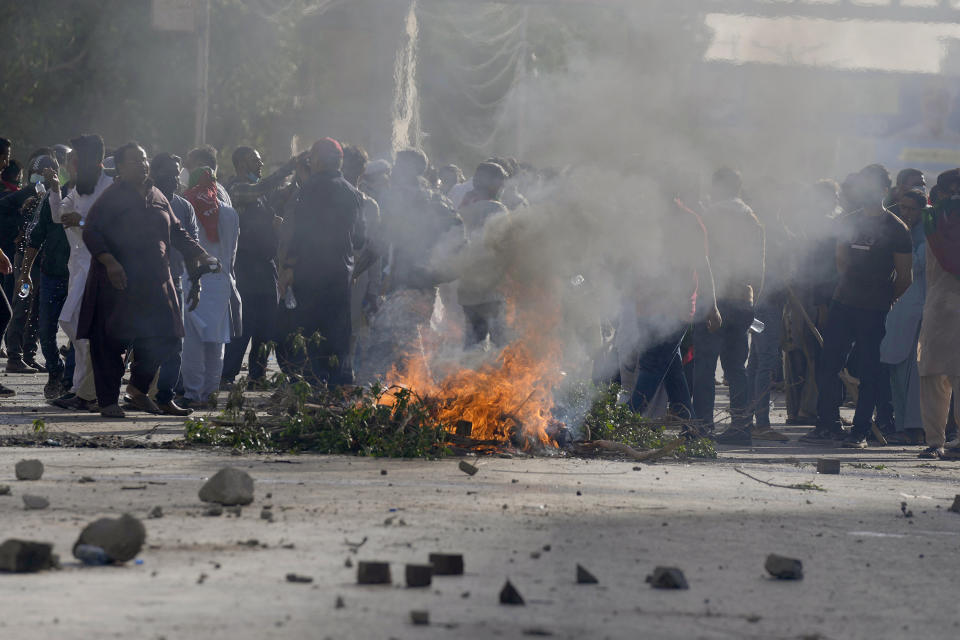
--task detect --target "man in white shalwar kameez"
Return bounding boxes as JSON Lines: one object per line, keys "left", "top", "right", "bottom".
{"left": 180, "top": 168, "right": 241, "bottom": 407}
{"left": 47, "top": 134, "right": 111, "bottom": 411}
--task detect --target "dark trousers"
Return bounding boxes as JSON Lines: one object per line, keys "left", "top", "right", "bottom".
{"left": 692, "top": 301, "right": 753, "bottom": 429}
{"left": 89, "top": 328, "right": 179, "bottom": 408}
{"left": 298, "top": 283, "right": 353, "bottom": 387}
{"left": 5, "top": 253, "right": 40, "bottom": 360}
{"left": 223, "top": 289, "right": 276, "bottom": 383}
{"left": 874, "top": 362, "right": 895, "bottom": 432}
{"left": 630, "top": 330, "right": 694, "bottom": 419}
{"left": 155, "top": 280, "right": 184, "bottom": 403}
{"left": 746, "top": 299, "right": 784, "bottom": 429}
{"left": 815, "top": 301, "right": 887, "bottom": 436}
{"left": 38, "top": 273, "right": 68, "bottom": 376}
{"left": 462, "top": 301, "right": 505, "bottom": 348}
{"left": 0, "top": 283, "right": 11, "bottom": 349}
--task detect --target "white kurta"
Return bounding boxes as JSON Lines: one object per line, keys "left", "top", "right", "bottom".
{"left": 48, "top": 172, "right": 113, "bottom": 399}
{"left": 918, "top": 244, "right": 960, "bottom": 378}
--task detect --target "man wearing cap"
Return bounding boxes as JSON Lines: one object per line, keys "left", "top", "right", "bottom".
{"left": 280, "top": 137, "right": 365, "bottom": 386}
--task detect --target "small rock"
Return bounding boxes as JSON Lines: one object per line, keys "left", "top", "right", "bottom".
{"left": 198, "top": 467, "right": 254, "bottom": 506}
{"left": 764, "top": 554, "right": 803, "bottom": 580}
{"left": 380, "top": 469, "right": 388, "bottom": 476}
{"left": 429, "top": 553, "right": 464, "bottom": 575}
{"left": 646, "top": 566, "right": 689, "bottom": 590}
{"left": 344, "top": 557, "right": 353, "bottom": 568}
{"left": 410, "top": 610, "right": 429, "bottom": 625}
{"left": 499, "top": 580, "right": 525, "bottom": 605}
{"left": 0, "top": 539, "right": 55, "bottom": 573}
{"left": 458, "top": 460, "right": 478, "bottom": 476}
{"left": 335, "top": 596, "right": 345, "bottom": 609}
{"left": 23, "top": 495, "right": 49, "bottom": 510}
{"left": 285, "top": 573, "right": 313, "bottom": 583}
{"left": 205, "top": 505, "right": 223, "bottom": 517}
{"left": 357, "top": 561, "right": 391, "bottom": 584}
{"left": 901, "top": 502, "right": 914, "bottom": 518}
{"left": 816, "top": 459, "right": 840, "bottom": 475}
{"left": 15, "top": 459, "right": 44, "bottom": 481}
{"left": 949, "top": 495, "right": 960, "bottom": 514}
{"left": 576, "top": 564, "right": 598, "bottom": 584}
{"left": 148, "top": 506, "right": 163, "bottom": 519}
{"left": 405, "top": 564, "right": 433, "bottom": 588}
{"left": 73, "top": 514, "right": 146, "bottom": 563}
{"left": 227, "top": 505, "right": 243, "bottom": 517}
{"left": 260, "top": 508, "right": 274, "bottom": 522}
{"left": 0, "top": 484, "right": 10, "bottom": 495}
{"left": 78, "top": 476, "right": 95, "bottom": 483}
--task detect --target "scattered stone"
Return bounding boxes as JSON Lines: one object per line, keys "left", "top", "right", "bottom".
{"left": 646, "top": 566, "right": 689, "bottom": 590}
{"left": 458, "top": 460, "right": 478, "bottom": 476}
{"left": 530, "top": 551, "right": 541, "bottom": 559}
{"left": 542, "top": 545, "right": 551, "bottom": 552}
{"left": 816, "top": 459, "right": 840, "bottom": 475}
{"left": 260, "top": 508, "right": 274, "bottom": 522}
{"left": 405, "top": 564, "right": 433, "bottom": 588}
{"left": 522, "top": 629, "right": 554, "bottom": 637}
{"left": 949, "top": 495, "right": 960, "bottom": 514}
{"left": 198, "top": 467, "right": 254, "bottom": 506}
{"left": 15, "top": 459, "right": 44, "bottom": 481}
{"left": 576, "top": 564, "right": 598, "bottom": 584}
{"left": 73, "top": 513, "right": 146, "bottom": 563}
{"left": 78, "top": 476, "right": 95, "bottom": 483}
{"left": 205, "top": 505, "right": 223, "bottom": 517}
{"left": 148, "top": 506, "right": 163, "bottom": 519}
{"left": 286, "top": 573, "right": 313, "bottom": 583}
{"left": 410, "top": 610, "right": 429, "bottom": 626}
{"left": 499, "top": 580, "right": 525, "bottom": 605}
{"left": 357, "top": 561, "right": 391, "bottom": 584}
{"left": 23, "top": 495, "right": 49, "bottom": 510}
{"left": 430, "top": 553, "right": 464, "bottom": 576}
{"left": 227, "top": 506, "right": 243, "bottom": 517}
{"left": 345, "top": 557, "right": 353, "bottom": 568}
{"left": 335, "top": 596, "right": 345, "bottom": 609}
{"left": 765, "top": 554, "right": 803, "bottom": 580}
{"left": 901, "top": 502, "right": 914, "bottom": 518}
{"left": 380, "top": 469, "right": 387, "bottom": 475}
{"left": 197, "top": 573, "right": 208, "bottom": 584}
{"left": 0, "top": 539, "right": 55, "bottom": 573}
{"left": 0, "top": 484, "right": 10, "bottom": 495}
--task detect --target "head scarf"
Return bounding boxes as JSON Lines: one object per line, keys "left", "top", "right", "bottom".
{"left": 924, "top": 196, "right": 960, "bottom": 278}
{"left": 184, "top": 166, "right": 220, "bottom": 242}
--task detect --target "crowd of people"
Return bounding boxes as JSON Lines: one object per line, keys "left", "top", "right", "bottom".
{"left": 0, "top": 132, "right": 957, "bottom": 459}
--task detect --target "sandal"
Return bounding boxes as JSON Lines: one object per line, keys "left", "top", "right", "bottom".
{"left": 918, "top": 446, "right": 945, "bottom": 460}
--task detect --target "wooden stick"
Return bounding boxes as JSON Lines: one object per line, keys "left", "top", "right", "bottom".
{"left": 734, "top": 467, "right": 826, "bottom": 491}
{"left": 786, "top": 286, "right": 824, "bottom": 348}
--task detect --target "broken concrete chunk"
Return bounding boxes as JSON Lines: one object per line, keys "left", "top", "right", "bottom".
{"left": 458, "top": 460, "right": 478, "bottom": 476}
{"left": 410, "top": 610, "right": 430, "bottom": 625}
{"left": 429, "top": 553, "right": 464, "bottom": 575}
{"left": 499, "top": 580, "right": 525, "bottom": 605}
{"left": 148, "top": 506, "right": 163, "bottom": 519}
{"left": 0, "top": 485, "right": 10, "bottom": 495}
{"left": 816, "top": 459, "right": 840, "bottom": 474}
{"left": 15, "top": 459, "right": 44, "bottom": 481}
{"left": 73, "top": 514, "right": 146, "bottom": 563}
{"left": 357, "top": 561, "right": 391, "bottom": 585}
{"left": 405, "top": 564, "right": 433, "bottom": 588}
{"left": 23, "top": 495, "right": 49, "bottom": 510}
{"left": 646, "top": 566, "right": 689, "bottom": 590}
{"left": 949, "top": 495, "right": 960, "bottom": 514}
{"left": 199, "top": 467, "right": 254, "bottom": 506}
{"left": 0, "top": 539, "right": 55, "bottom": 573}
{"left": 285, "top": 573, "right": 313, "bottom": 583}
{"left": 576, "top": 564, "right": 598, "bottom": 584}
{"left": 765, "top": 554, "right": 803, "bottom": 580}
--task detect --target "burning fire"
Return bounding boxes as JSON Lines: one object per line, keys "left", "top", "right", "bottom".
{"left": 384, "top": 290, "right": 564, "bottom": 448}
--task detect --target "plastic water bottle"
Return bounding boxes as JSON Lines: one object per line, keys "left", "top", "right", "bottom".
{"left": 74, "top": 544, "right": 110, "bottom": 565}
{"left": 18, "top": 283, "right": 30, "bottom": 299}
{"left": 749, "top": 318, "right": 766, "bottom": 334}
{"left": 284, "top": 286, "right": 297, "bottom": 310}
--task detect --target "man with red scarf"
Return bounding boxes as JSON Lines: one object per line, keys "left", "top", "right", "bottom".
{"left": 917, "top": 169, "right": 960, "bottom": 459}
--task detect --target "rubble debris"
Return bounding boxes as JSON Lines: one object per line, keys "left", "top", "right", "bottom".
{"left": 949, "top": 495, "right": 960, "bottom": 514}
{"left": 286, "top": 573, "right": 313, "bottom": 583}
{"left": 148, "top": 506, "right": 163, "bottom": 519}
{"left": 646, "top": 566, "right": 689, "bottom": 590}
{"left": 522, "top": 629, "right": 554, "bottom": 637}
{"left": 499, "top": 580, "right": 525, "bottom": 605}
{"left": 227, "top": 505, "right": 243, "bottom": 517}
{"left": 380, "top": 469, "right": 388, "bottom": 476}
{"left": 357, "top": 561, "right": 391, "bottom": 584}
{"left": 576, "top": 564, "right": 598, "bottom": 584}
{"left": 205, "top": 505, "right": 224, "bottom": 517}
{"left": 199, "top": 467, "right": 254, "bottom": 506}
{"left": 260, "top": 507, "right": 274, "bottom": 522}
{"left": 0, "top": 484, "right": 10, "bottom": 495}
{"left": 410, "top": 610, "right": 430, "bottom": 625}
{"left": 455, "top": 420, "right": 472, "bottom": 437}
{"left": 335, "top": 596, "right": 345, "bottom": 609}
{"left": 345, "top": 557, "right": 353, "bottom": 568}
{"left": 15, "top": 459, "right": 44, "bottom": 481}
{"left": 22, "top": 495, "right": 49, "bottom": 510}
{"left": 0, "top": 539, "right": 56, "bottom": 573}
{"left": 405, "top": 564, "right": 433, "bottom": 588}
{"left": 430, "top": 553, "right": 464, "bottom": 576}
{"left": 901, "top": 502, "right": 914, "bottom": 518}
{"left": 765, "top": 554, "right": 803, "bottom": 580}
{"left": 458, "top": 460, "right": 478, "bottom": 476}
{"left": 816, "top": 459, "right": 840, "bottom": 475}
{"left": 78, "top": 476, "right": 95, "bottom": 483}
{"left": 73, "top": 513, "right": 146, "bottom": 563}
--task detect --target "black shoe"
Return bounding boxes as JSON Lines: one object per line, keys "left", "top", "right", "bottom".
{"left": 5, "top": 357, "right": 36, "bottom": 374}
{"left": 918, "top": 446, "right": 944, "bottom": 460}
{"left": 714, "top": 427, "right": 753, "bottom": 446}
{"left": 43, "top": 374, "right": 64, "bottom": 400}
{"left": 841, "top": 433, "right": 868, "bottom": 449}
{"left": 800, "top": 427, "right": 842, "bottom": 444}
{"left": 50, "top": 392, "right": 77, "bottom": 409}
{"left": 0, "top": 382, "right": 15, "bottom": 398}
{"left": 23, "top": 358, "right": 46, "bottom": 373}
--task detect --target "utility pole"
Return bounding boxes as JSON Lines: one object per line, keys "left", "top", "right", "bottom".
{"left": 194, "top": 0, "right": 211, "bottom": 147}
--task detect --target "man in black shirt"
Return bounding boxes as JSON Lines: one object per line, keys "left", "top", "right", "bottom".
{"left": 804, "top": 165, "right": 913, "bottom": 448}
